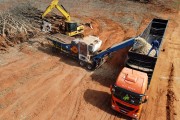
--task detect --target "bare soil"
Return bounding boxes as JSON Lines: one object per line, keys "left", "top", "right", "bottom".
{"left": 0, "top": 0, "right": 179, "bottom": 120}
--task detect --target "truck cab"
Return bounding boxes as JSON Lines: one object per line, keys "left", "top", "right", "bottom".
{"left": 78, "top": 36, "right": 102, "bottom": 69}
{"left": 110, "top": 67, "right": 148, "bottom": 119}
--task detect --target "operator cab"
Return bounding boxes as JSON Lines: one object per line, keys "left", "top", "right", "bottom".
{"left": 65, "top": 21, "right": 78, "bottom": 32}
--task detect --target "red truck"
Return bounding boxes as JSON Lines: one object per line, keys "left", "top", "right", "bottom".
{"left": 110, "top": 19, "right": 168, "bottom": 119}
{"left": 110, "top": 67, "right": 149, "bottom": 119}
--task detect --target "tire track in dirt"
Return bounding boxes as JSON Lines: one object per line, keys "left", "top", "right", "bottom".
{"left": 48, "top": 72, "right": 87, "bottom": 120}
{"left": 0, "top": 55, "right": 62, "bottom": 110}
{"left": 0, "top": 51, "right": 46, "bottom": 75}
{"left": 0, "top": 54, "right": 51, "bottom": 92}
{"left": 16, "top": 67, "right": 76, "bottom": 120}
{"left": 37, "top": 69, "right": 86, "bottom": 120}
{"left": 66, "top": 87, "right": 82, "bottom": 120}
{"left": 0, "top": 64, "right": 74, "bottom": 119}
{"left": 0, "top": 52, "right": 24, "bottom": 67}
{"left": 0, "top": 56, "right": 33, "bottom": 77}
{"left": 0, "top": 52, "right": 61, "bottom": 97}
{"left": 0, "top": 35, "right": 89, "bottom": 119}
{"left": 0, "top": 47, "right": 65, "bottom": 115}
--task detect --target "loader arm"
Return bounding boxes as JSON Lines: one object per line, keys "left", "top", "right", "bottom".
{"left": 42, "top": 0, "right": 71, "bottom": 21}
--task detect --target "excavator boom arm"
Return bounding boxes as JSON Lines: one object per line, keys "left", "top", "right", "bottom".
{"left": 56, "top": 5, "right": 70, "bottom": 21}
{"left": 42, "top": 0, "right": 71, "bottom": 21}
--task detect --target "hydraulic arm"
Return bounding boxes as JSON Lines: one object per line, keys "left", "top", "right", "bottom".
{"left": 42, "top": 0, "right": 84, "bottom": 36}
{"left": 42, "top": 0, "right": 70, "bottom": 21}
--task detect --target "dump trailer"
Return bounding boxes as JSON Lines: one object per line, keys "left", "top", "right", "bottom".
{"left": 47, "top": 34, "right": 135, "bottom": 70}
{"left": 126, "top": 18, "right": 168, "bottom": 84}
{"left": 110, "top": 18, "right": 168, "bottom": 120}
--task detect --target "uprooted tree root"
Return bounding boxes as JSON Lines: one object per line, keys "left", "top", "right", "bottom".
{"left": 0, "top": 2, "right": 66, "bottom": 51}
{"left": 0, "top": 3, "right": 42, "bottom": 51}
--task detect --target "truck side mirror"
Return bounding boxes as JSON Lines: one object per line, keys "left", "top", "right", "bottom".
{"left": 143, "top": 95, "right": 148, "bottom": 103}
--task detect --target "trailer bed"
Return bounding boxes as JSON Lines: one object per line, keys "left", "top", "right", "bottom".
{"left": 47, "top": 33, "right": 75, "bottom": 44}
{"left": 126, "top": 18, "right": 168, "bottom": 82}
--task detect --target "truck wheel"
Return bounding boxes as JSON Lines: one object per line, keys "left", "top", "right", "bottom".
{"left": 79, "top": 61, "right": 85, "bottom": 67}
{"left": 86, "top": 64, "right": 94, "bottom": 70}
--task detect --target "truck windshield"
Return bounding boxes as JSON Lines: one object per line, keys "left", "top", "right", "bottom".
{"left": 112, "top": 85, "right": 143, "bottom": 106}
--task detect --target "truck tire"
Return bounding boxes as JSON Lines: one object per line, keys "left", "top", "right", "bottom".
{"left": 79, "top": 61, "right": 85, "bottom": 67}
{"left": 86, "top": 63, "right": 94, "bottom": 70}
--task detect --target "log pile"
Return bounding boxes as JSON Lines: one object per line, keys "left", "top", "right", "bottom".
{"left": 0, "top": 3, "right": 67, "bottom": 52}
{"left": 0, "top": 3, "right": 42, "bottom": 39}
{"left": 0, "top": 3, "right": 43, "bottom": 51}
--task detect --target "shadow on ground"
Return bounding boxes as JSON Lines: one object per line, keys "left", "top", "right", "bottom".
{"left": 37, "top": 44, "right": 80, "bottom": 68}
{"left": 37, "top": 40, "right": 130, "bottom": 88}
{"left": 90, "top": 48, "right": 129, "bottom": 87}
{"left": 84, "top": 89, "right": 132, "bottom": 120}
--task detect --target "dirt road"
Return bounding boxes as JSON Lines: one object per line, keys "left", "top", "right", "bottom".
{"left": 0, "top": 0, "right": 179, "bottom": 120}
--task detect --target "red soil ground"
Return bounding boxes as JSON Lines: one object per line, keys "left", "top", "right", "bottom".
{"left": 0, "top": 0, "right": 179, "bottom": 120}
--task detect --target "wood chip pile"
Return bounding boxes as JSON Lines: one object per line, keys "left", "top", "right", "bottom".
{"left": 132, "top": 37, "right": 156, "bottom": 57}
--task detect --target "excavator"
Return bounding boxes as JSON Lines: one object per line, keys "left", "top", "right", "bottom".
{"left": 41, "top": 0, "right": 84, "bottom": 37}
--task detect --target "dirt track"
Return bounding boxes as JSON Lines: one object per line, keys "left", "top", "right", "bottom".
{"left": 0, "top": 37, "right": 128, "bottom": 120}
{"left": 0, "top": 0, "right": 180, "bottom": 120}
